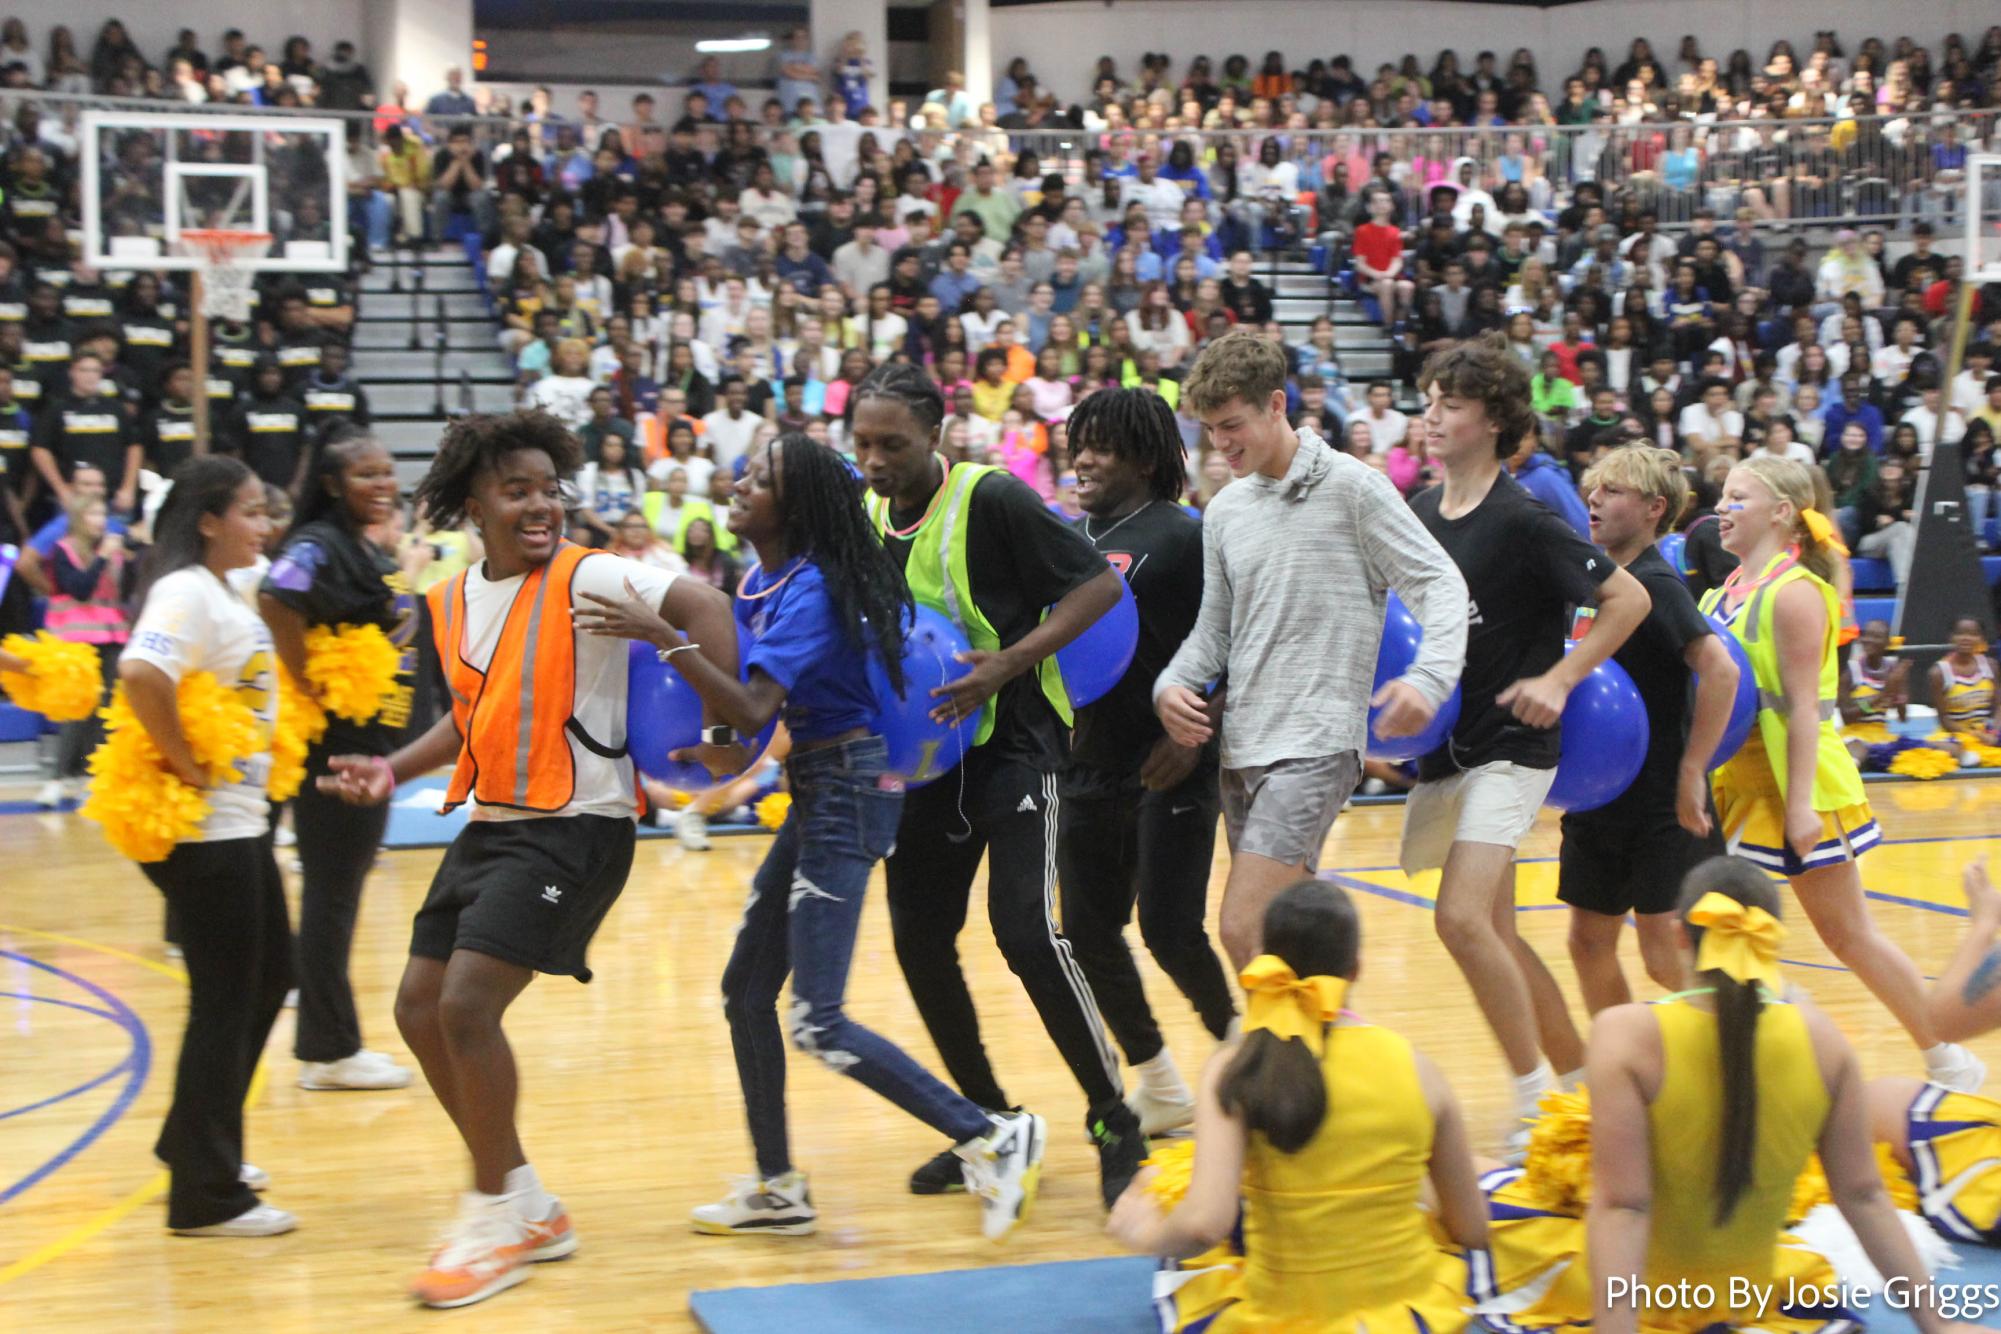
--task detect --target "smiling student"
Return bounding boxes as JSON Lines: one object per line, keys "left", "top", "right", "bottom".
{"left": 317, "top": 410, "right": 739, "bottom": 1308}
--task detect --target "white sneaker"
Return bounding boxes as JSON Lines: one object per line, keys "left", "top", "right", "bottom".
{"left": 690, "top": 1171, "right": 817, "bottom": 1236}
{"left": 1928, "top": 1044, "right": 1988, "bottom": 1094}
{"left": 164, "top": 943, "right": 183, "bottom": 960}
{"left": 955, "top": 1110, "right": 1047, "bottom": 1241}
{"left": 173, "top": 1202, "right": 297, "bottom": 1237}
{"left": 240, "top": 1163, "right": 269, "bottom": 1191}
{"left": 283, "top": 989, "right": 298, "bottom": 1009}
{"left": 273, "top": 824, "right": 297, "bottom": 848}
{"left": 35, "top": 780, "right": 63, "bottom": 809}
{"left": 299, "top": 1051, "right": 415, "bottom": 1091}
{"left": 676, "top": 808, "right": 711, "bottom": 851}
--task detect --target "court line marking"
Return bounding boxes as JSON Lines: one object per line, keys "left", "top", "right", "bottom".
{"left": 0, "top": 924, "right": 271, "bottom": 1289}
{"left": 0, "top": 951, "right": 149, "bottom": 1207}
{"left": 0, "top": 992, "right": 132, "bottom": 1123}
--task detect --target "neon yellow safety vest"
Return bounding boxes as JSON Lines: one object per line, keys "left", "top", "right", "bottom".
{"left": 1699, "top": 552, "right": 1866, "bottom": 810}
{"left": 640, "top": 493, "right": 739, "bottom": 554}
{"left": 866, "top": 461, "right": 1073, "bottom": 746}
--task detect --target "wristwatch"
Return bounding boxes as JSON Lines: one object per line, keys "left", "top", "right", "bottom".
{"left": 702, "top": 725, "right": 738, "bottom": 746}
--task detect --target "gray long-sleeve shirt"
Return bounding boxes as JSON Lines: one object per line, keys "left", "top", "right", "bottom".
{"left": 1155, "top": 425, "right": 1468, "bottom": 771}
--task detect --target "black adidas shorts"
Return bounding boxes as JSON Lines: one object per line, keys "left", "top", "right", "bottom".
{"left": 410, "top": 814, "right": 636, "bottom": 981}
{"left": 1557, "top": 810, "right": 1726, "bottom": 918}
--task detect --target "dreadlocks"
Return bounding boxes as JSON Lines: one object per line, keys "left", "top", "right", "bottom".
{"left": 1066, "top": 386, "right": 1188, "bottom": 503}
{"left": 849, "top": 360, "right": 945, "bottom": 435}
{"left": 769, "top": 433, "right": 914, "bottom": 695}
{"left": 414, "top": 410, "right": 583, "bottom": 529}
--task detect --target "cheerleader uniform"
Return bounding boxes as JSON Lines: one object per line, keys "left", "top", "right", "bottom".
{"left": 1840, "top": 653, "right": 1900, "bottom": 746}
{"left": 1903, "top": 1083, "right": 2001, "bottom": 1246}
{"left": 1700, "top": 553, "right": 1880, "bottom": 875}
{"left": 1158, "top": 1021, "right": 1489, "bottom": 1333}
{"left": 1480, "top": 994, "right": 1856, "bottom": 1334}
{"left": 1936, "top": 656, "right": 1996, "bottom": 740}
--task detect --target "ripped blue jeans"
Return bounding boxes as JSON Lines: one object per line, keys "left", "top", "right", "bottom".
{"left": 720, "top": 734, "right": 991, "bottom": 1178}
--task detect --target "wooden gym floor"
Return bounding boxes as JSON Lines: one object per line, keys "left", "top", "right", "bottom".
{"left": 3, "top": 778, "right": 1999, "bottom": 1331}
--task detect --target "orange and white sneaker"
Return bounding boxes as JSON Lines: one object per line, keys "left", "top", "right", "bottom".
{"left": 411, "top": 1194, "right": 547, "bottom": 1309}
{"left": 523, "top": 1198, "right": 578, "bottom": 1262}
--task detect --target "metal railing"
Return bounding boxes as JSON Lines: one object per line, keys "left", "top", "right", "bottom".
{"left": 9, "top": 86, "right": 1995, "bottom": 240}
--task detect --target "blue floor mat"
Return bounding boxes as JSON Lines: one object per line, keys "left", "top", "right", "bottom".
{"left": 687, "top": 1244, "right": 2001, "bottom": 1333}
{"left": 689, "top": 1256, "right": 1158, "bottom": 1333}
{"left": 380, "top": 775, "right": 764, "bottom": 849}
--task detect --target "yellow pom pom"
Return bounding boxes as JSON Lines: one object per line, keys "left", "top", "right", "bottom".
{"left": 1141, "top": 1138, "right": 1197, "bottom": 1210}
{"left": 1789, "top": 1144, "right": 1918, "bottom": 1222}
{"left": 1890, "top": 747, "right": 1960, "bottom": 780}
{"left": 0, "top": 632, "right": 103, "bottom": 722}
{"left": 1518, "top": 1087, "right": 1594, "bottom": 1214}
{"left": 754, "top": 792, "right": 791, "bottom": 831}
{"left": 304, "top": 624, "right": 403, "bottom": 722}
{"left": 79, "top": 674, "right": 261, "bottom": 862}
{"left": 267, "top": 674, "right": 325, "bottom": 803}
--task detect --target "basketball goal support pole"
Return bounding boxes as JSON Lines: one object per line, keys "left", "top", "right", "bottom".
{"left": 190, "top": 269, "right": 209, "bottom": 457}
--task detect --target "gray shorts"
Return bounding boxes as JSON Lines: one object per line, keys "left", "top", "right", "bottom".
{"left": 1220, "top": 751, "right": 1362, "bottom": 871}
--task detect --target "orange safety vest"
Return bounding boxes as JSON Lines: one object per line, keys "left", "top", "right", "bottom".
{"left": 427, "top": 542, "right": 643, "bottom": 816}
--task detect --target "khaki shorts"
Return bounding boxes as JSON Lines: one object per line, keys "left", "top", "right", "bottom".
{"left": 1220, "top": 752, "right": 1361, "bottom": 871}
{"left": 1399, "top": 761, "right": 1556, "bottom": 876}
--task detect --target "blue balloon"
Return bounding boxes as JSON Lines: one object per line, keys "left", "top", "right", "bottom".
{"left": 626, "top": 640, "right": 710, "bottom": 787}
{"left": 1657, "top": 531, "right": 1688, "bottom": 577}
{"left": 1367, "top": 593, "right": 1463, "bottom": 761}
{"left": 1055, "top": 577, "right": 1140, "bottom": 709}
{"left": 1545, "top": 648, "right": 1649, "bottom": 812}
{"left": 1706, "top": 616, "right": 1758, "bottom": 770}
{"left": 870, "top": 605, "right": 981, "bottom": 788}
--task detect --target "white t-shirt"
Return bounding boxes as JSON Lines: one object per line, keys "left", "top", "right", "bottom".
{"left": 701, "top": 409, "right": 760, "bottom": 476}
{"left": 647, "top": 455, "right": 718, "bottom": 499}
{"left": 123, "top": 566, "right": 278, "bottom": 843}
{"left": 524, "top": 374, "right": 597, "bottom": 429}
{"left": 1678, "top": 402, "right": 1744, "bottom": 448}
{"left": 454, "top": 554, "right": 677, "bottom": 821}
{"left": 1362, "top": 408, "right": 1409, "bottom": 455}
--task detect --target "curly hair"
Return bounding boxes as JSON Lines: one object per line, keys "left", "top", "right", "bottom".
{"left": 1183, "top": 327, "right": 1290, "bottom": 415}
{"left": 1417, "top": 332, "right": 1538, "bottom": 457}
{"left": 767, "top": 433, "right": 914, "bottom": 695}
{"left": 414, "top": 410, "right": 583, "bottom": 529}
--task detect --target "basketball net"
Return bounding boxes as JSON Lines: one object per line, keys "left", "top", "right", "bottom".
{"left": 174, "top": 229, "right": 273, "bottom": 322}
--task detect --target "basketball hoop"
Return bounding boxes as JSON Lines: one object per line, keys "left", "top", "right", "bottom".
{"left": 174, "top": 228, "right": 272, "bottom": 322}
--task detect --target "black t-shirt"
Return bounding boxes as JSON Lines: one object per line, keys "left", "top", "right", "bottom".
{"left": 1680, "top": 513, "right": 1737, "bottom": 597}
{"left": 882, "top": 467, "right": 1108, "bottom": 769}
{"left": 1218, "top": 276, "right": 1273, "bottom": 325}
{"left": 227, "top": 394, "right": 311, "bottom": 489}
{"left": 31, "top": 394, "right": 135, "bottom": 485}
{"left": 140, "top": 401, "right": 198, "bottom": 474}
{"left": 1410, "top": 470, "right": 1617, "bottom": 778}
{"left": 261, "top": 519, "right": 419, "bottom": 757}
{"left": 1563, "top": 546, "right": 1714, "bottom": 827}
{"left": 1064, "top": 500, "right": 1210, "bottom": 785}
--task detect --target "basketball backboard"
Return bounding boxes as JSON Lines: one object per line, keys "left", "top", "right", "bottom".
{"left": 1971, "top": 153, "right": 2001, "bottom": 285}
{"left": 79, "top": 109, "right": 349, "bottom": 274}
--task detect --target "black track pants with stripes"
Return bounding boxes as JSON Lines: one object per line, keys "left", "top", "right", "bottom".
{"left": 885, "top": 746, "right": 1124, "bottom": 1118}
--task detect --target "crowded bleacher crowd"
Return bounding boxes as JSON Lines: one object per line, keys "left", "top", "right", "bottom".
{"left": 2, "top": 17, "right": 2001, "bottom": 750}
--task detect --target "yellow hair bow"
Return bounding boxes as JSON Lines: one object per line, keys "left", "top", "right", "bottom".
{"left": 1800, "top": 506, "right": 1847, "bottom": 556}
{"left": 1239, "top": 955, "right": 1348, "bottom": 1057}
{"left": 1686, "top": 891, "right": 1786, "bottom": 989}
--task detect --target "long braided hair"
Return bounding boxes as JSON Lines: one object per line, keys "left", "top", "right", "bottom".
{"left": 848, "top": 359, "right": 945, "bottom": 435}
{"left": 767, "top": 432, "right": 913, "bottom": 694}
{"left": 1066, "top": 386, "right": 1188, "bottom": 503}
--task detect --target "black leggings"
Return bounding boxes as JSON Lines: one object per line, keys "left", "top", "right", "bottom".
{"left": 141, "top": 835, "right": 292, "bottom": 1229}
{"left": 55, "top": 642, "right": 120, "bottom": 780}
{"left": 291, "top": 757, "right": 391, "bottom": 1062}
{"left": 885, "top": 748, "right": 1123, "bottom": 1122}
{"left": 1057, "top": 769, "right": 1237, "bottom": 1065}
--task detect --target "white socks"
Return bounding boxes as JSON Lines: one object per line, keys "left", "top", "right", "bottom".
{"left": 504, "top": 1163, "right": 557, "bottom": 1220}
{"left": 1558, "top": 1068, "right": 1585, "bottom": 1094}
{"left": 1513, "top": 1061, "right": 1556, "bottom": 1119}
{"left": 1135, "top": 1050, "right": 1191, "bottom": 1099}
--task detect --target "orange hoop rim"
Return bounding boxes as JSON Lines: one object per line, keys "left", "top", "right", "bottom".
{"left": 175, "top": 228, "right": 273, "bottom": 260}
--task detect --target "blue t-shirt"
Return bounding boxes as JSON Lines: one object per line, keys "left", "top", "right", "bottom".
{"left": 738, "top": 559, "right": 878, "bottom": 743}
{"left": 30, "top": 512, "right": 128, "bottom": 558}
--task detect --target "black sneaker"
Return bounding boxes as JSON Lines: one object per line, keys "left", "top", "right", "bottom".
{"left": 909, "top": 1145, "right": 966, "bottom": 1195}
{"left": 1089, "top": 1103, "right": 1148, "bottom": 1210}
